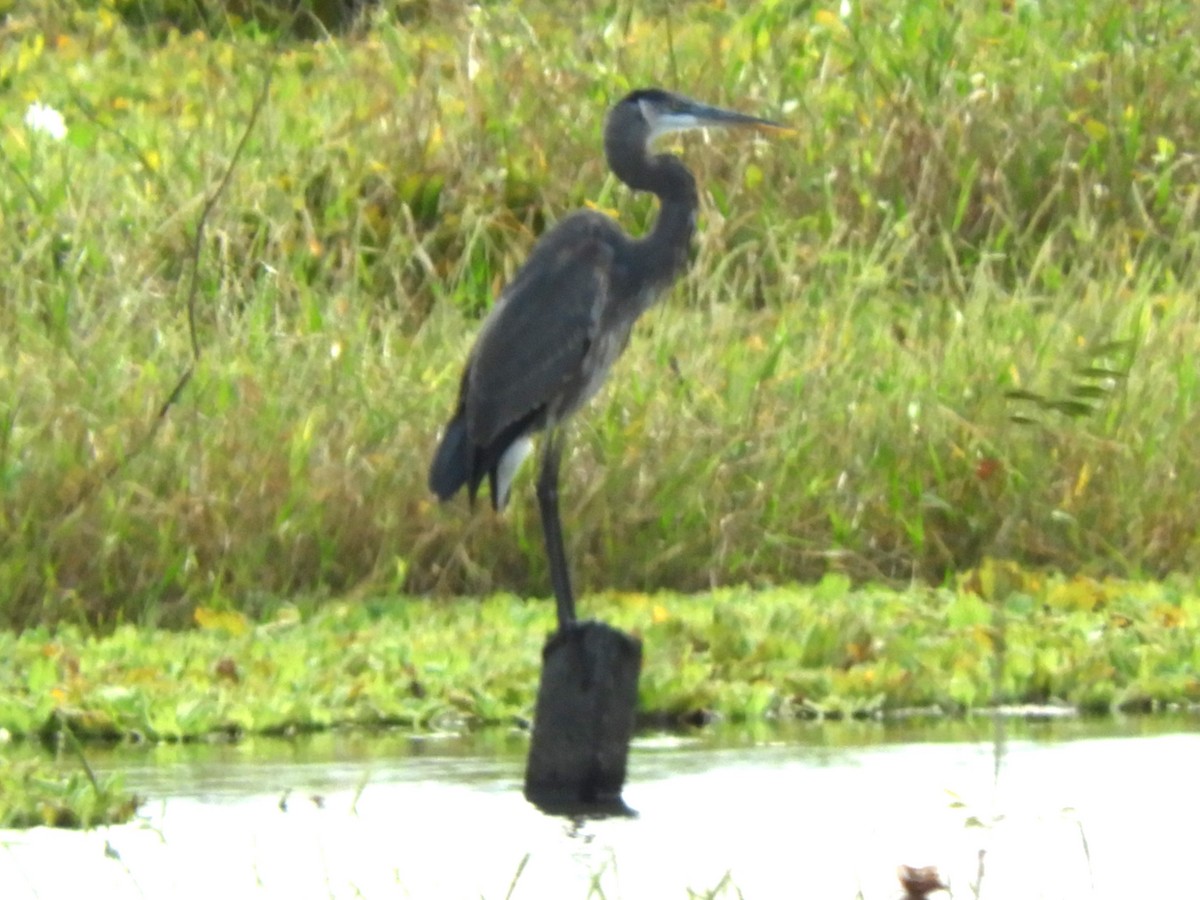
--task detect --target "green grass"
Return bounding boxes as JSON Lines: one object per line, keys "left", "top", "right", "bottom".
{"left": 3, "top": 0, "right": 1200, "bottom": 626}
{"left": 0, "top": 737, "right": 139, "bottom": 829}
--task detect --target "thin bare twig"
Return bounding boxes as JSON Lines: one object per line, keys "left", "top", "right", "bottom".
{"left": 183, "top": 65, "right": 275, "bottom": 361}
{"left": 59, "top": 54, "right": 276, "bottom": 519}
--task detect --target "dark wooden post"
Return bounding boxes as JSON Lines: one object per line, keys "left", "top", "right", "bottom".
{"left": 523, "top": 621, "right": 642, "bottom": 815}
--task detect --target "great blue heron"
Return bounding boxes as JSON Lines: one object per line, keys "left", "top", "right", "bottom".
{"left": 429, "top": 88, "right": 786, "bottom": 632}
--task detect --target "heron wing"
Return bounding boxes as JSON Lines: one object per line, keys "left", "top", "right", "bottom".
{"left": 466, "top": 217, "right": 616, "bottom": 446}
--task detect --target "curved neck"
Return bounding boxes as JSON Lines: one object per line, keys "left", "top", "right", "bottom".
{"left": 605, "top": 142, "right": 699, "bottom": 287}
{"left": 640, "top": 158, "right": 697, "bottom": 286}
{"left": 606, "top": 134, "right": 697, "bottom": 203}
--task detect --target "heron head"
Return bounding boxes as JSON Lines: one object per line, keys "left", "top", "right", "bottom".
{"left": 612, "top": 88, "right": 790, "bottom": 149}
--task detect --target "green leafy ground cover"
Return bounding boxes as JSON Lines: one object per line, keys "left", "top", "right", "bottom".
{"left": 5, "top": 573, "right": 1199, "bottom": 745}
{"left": 6, "top": 571, "right": 1196, "bottom": 747}
{"left": 0, "top": 751, "right": 137, "bottom": 829}
{"left": 3, "top": 1, "right": 1199, "bottom": 628}
{"left": 4, "top": 569, "right": 1198, "bottom": 827}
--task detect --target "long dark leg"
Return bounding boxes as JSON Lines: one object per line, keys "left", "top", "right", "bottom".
{"left": 536, "top": 429, "right": 576, "bottom": 631}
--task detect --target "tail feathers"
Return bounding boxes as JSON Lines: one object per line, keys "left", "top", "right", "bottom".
{"left": 429, "top": 412, "right": 539, "bottom": 511}
{"left": 428, "top": 415, "right": 475, "bottom": 503}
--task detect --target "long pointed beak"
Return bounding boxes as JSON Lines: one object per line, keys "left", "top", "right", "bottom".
{"left": 653, "top": 98, "right": 792, "bottom": 139}
{"left": 681, "top": 99, "right": 792, "bottom": 134}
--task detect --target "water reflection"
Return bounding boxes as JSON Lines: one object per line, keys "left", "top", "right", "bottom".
{"left": 2, "top": 715, "right": 1197, "bottom": 899}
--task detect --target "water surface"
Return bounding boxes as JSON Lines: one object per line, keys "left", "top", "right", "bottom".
{"left": 2, "top": 716, "right": 1196, "bottom": 898}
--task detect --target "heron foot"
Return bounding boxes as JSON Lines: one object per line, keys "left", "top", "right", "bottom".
{"left": 545, "top": 617, "right": 589, "bottom": 654}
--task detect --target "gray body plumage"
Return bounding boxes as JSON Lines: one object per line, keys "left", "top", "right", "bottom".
{"left": 429, "top": 101, "right": 699, "bottom": 510}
